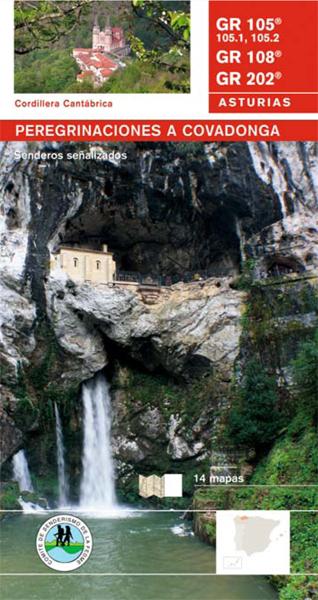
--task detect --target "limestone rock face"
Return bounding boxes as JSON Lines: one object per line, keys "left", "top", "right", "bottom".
{"left": 0, "top": 141, "right": 317, "bottom": 474}
{"left": 0, "top": 272, "right": 36, "bottom": 380}
{"left": 45, "top": 272, "right": 108, "bottom": 385}
{"left": 167, "top": 414, "right": 205, "bottom": 460}
{"left": 0, "top": 388, "right": 23, "bottom": 463}
{"left": 46, "top": 274, "right": 245, "bottom": 379}
{"left": 247, "top": 142, "right": 318, "bottom": 214}
{"left": 247, "top": 211, "right": 318, "bottom": 278}
{"left": 245, "top": 142, "right": 318, "bottom": 278}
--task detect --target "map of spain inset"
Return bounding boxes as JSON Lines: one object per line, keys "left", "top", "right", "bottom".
{"left": 216, "top": 511, "right": 290, "bottom": 575}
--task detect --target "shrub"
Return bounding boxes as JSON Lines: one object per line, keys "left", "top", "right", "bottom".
{"left": 225, "top": 359, "right": 283, "bottom": 449}
{"left": 292, "top": 330, "right": 318, "bottom": 422}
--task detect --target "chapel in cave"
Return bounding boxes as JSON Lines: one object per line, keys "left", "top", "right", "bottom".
{"left": 51, "top": 244, "right": 117, "bottom": 284}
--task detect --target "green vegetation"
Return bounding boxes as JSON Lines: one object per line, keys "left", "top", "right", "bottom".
{"left": 12, "top": 323, "right": 79, "bottom": 431}
{"left": 193, "top": 419, "right": 318, "bottom": 598}
{"left": 15, "top": 1, "right": 190, "bottom": 93}
{"left": 194, "top": 322, "right": 318, "bottom": 600}
{"left": 117, "top": 368, "right": 218, "bottom": 428}
{"left": 225, "top": 359, "right": 284, "bottom": 450}
{"left": 113, "top": 366, "right": 215, "bottom": 506}
{"left": 129, "top": 0, "right": 190, "bottom": 92}
{"left": 240, "top": 279, "right": 318, "bottom": 352}
{"left": 45, "top": 541, "right": 84, "bottom": 553}
{"left": 231, "top": 258, "right": 256, "bottom": 291}
{"left": 186, "top": 410, "right": 318, "bottom": 555}
{"left": 252, "top": 412, "right": 318, "bottom": 486}
{"left": 272, "top": 515, "right": 318, "bottom": 599}
{"left": 0, "top": 483, "right": 48, "bottom": 512}
{"left": 194, "top": 479, "right": 318, "bottom": 513}
{"left": 65, "top": 58, "right": 189, "bottom": 94}
{"left": 291, "top": 513, "right": 318, "bottom": 574}
{"left": 15, "top": 49, "right": 78, "bottom": 93}
{"left": 193, "top": 273, "right": 318, "bottom": 599}
{"left": 0, "top": 482, "right": 20, "bottom": 511}
{"left": 30, "top": 471, "right": 59, "bottom": 502}
{"left": 223, "top": 278, "right": 318, "bottom": 455}
{"left": 101, "top": 59, "right": 186, "bottom": 93}
{"left": 1, "top": 321, "right": 80, "bottom": 503}
{"left": 278, "top": 577, "right": 318, "bottom": 600}
{"left": 292, "top": 330, "right": 318, "bottom": 421}
{"left": 194, "top": 421, "right": 318, "bottom": 507}
{"left": 14, "top": 1, "right": 91, "bottom": 55}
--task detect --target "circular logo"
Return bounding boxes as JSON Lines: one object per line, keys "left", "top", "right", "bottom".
{"left": 36, "top": 515, "right": 93, "bottom": 572}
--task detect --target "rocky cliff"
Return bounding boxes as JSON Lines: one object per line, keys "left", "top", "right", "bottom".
{"left": 0, "top": 141, "right": 317, "bottom": 500}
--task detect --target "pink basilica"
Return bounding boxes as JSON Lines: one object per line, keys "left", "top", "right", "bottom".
{"left": 92, "top": 17, "right": 130, "bottom": 56}
{"left": 73, "top": 18, "right": 130, "bottom": 86}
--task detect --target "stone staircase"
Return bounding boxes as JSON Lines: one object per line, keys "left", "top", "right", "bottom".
{"left": 138, "top": 284, "right": 161, "bottom": 305}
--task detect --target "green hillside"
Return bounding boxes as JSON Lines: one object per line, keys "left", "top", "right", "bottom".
{"left": 14, "top": 1, "right": 190, "bottom": 93}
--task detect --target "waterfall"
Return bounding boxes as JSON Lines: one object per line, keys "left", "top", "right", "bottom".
{"left": 235, "top": 217, "right": 246, "bottom": 263}
{"left": 80, "top": 373, "right": 116, "bottom": 510}
{"left": 12, "top": 449, "right": 46, "bottom": 512}
{"left": 12, "top": 450, "right": 33, "bottom": 492}
{"left": 54, "top": 402, "right": 69, "bottom": 507}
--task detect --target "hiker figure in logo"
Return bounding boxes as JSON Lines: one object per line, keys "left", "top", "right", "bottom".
{"left": 63, "top": 525, "right": 74, "bottom": 546}
{"left": 54, "top": 525, "right": 65, "bottom": 546}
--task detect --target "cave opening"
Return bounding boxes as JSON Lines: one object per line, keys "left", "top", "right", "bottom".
{"left": 59, "top": 212, "right": 243, "bottom": 280}
{"left": 266, "top": 256, "right": 305, "bottom": 277}
{"left": 54, "top": 149, "right": 258, "bottom": 280}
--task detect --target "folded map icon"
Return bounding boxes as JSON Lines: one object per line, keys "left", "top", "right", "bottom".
{"left": 139, "top": 474, "right": 183, "bottom": 498}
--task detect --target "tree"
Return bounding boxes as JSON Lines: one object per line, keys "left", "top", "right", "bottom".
{"left": 14, "top": 0, "right": 190, "bottom": 93}
{"left": 15, "top": 49, "right": 78, "bottom": 93}
{"left": 131, "top": 1, "right": 190, "bottom": 45}
{"left": 292, "top": 331, "right": 318, "bottom": 424}
{"left": 128, "top": 0, "right": 190, "bottom": 92}
{"left": 15, "top": 0, "right": 91, "bottom": 54}
{"left": 226, "top": 359, "right": 283, "bottom": 449}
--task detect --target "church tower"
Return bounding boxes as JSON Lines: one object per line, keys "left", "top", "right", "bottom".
{"left": 92, "top": 15, "right": 100, "bottom": 50}
{"left": 104, "top": 16, "right": 112, "bottom": 53}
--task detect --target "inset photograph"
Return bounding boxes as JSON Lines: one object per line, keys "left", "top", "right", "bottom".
{"left": 14, "top": 0, "right": 190, "bottom": 93}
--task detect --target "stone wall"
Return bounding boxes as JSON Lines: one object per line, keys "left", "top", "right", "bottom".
{"left": 52, "top": 246, "right": 116, "bottom": 285}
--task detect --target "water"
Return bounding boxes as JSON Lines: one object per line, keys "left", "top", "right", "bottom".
{"left": 46, "top": 546, "right": 82, "bottom": 563}
{"left": 16, "top": 497, "right": 45, "bottom": 513}
{"left": 0, "top": 512, "right": 278, "bottom": 600}
{"left": 80, "top": 373, "right": 116, "bottom": 510}
{"left": 12, "top": 450, "right": 33, "bottom": 492}
{"left": 235, "top": 217, "right": 246, "bottom": 263}
{"left": 54, "top": 403, "right": 69, "bottom": 507}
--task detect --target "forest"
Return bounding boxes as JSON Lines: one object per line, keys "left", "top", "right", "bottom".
{"left": 14, "top": 0, "right": 190, "bottom": 94}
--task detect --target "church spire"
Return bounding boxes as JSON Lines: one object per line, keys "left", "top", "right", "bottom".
{"left": 93, "top": 7, "right": 99, "bottom": 29}
{"left": 92, "top": 9, "right": 100, "bottom": 49}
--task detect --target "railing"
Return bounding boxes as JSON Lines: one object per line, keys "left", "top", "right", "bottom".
{"left": 115, "top": 271, "right": 162, "bottom": 286}
{"left": 115, "top": 269, "right": 218, "bottom": 287}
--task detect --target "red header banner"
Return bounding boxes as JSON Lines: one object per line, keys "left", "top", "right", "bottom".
{"left": 209, "top": 0, "right": 318, "bottom": 113}
{"left": 0, "top": 120, "right": 317, "bottom": 142}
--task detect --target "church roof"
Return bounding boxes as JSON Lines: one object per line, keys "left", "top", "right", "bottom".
{"left": 74, "top": 50, "right": 117, "bottom": 65}
{"left": 55, "top": 246, "right": 114, "bottom": 256}
{"left": 73, "top": 49, "right": 118, "bottom": 81}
